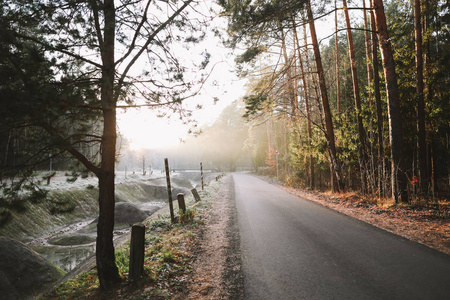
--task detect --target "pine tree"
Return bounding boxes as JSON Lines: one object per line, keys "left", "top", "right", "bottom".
{"left": 1, "top": 0, "right": 210, "bottom": 289}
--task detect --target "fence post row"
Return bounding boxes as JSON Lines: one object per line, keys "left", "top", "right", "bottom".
{"left": 128, "top": 161, "right": 208, "bottom": 280}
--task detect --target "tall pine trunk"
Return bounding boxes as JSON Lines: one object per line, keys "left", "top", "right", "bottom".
{"left": 293, "top": 16, "right": 315, "bottom": 189}
{"left": 370, "top": 0, "right": 386, "bottom": 197}
{"left": 342, "top": 0, "right": 367, "bottom": 194}
{"left": 335, "top": 0, "right": 341, "bottom": 114}
{"left": 363, "top": 0, "right": 376, "bottom": 195}
{"left": 423, "top": 0, "right": 435, "bottom": 196}
{"left": 279, "top": 20, "right": 297, "bottom": 120}
{"left": 306, "top": 1, "right": 341, "bottom": 192}
{"left": 372, "top": 0, "right": 408, "bottom": 203}
{"left": 414, "top": 0, "right": 428, "bottom": 195}
{"left": 97, "top": 0, "right": 121, "bottom": 289}
{"left": 363, "top": 0, "right": 373, "bottom": 102}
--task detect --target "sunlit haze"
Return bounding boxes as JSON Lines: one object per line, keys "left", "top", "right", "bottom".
{"left": 118, "top": 109, "right": 188, "bottom": 150}
{"left": 117, "top": 5, "right": 336, "bottom": 151}
{"left": 117, "top": 60, "right": 247, "bottom": 150}
{"left": 117, "top": 46, "right": 247, "bottom": 150}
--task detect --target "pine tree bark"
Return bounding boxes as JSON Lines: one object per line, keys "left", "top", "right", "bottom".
{"left": 96, "top": 0, "right": 121, "bottom": 289}
{"left": 363, "top": 0, "right": 376, "bottom": 195}
{"left": 423, "top": 0, "right": 435, "bottom": 196}
{"left": 279, "top": 20, "right": 297, "bottom": 120}
{"left": 372, "top": 0, "right": 408, "bottom": 203}
{"left": 363, "top": 0, "right": 373, "bottom": 92}
{"left": 293, "top": 16, "right": 315, "bottom": 189}
{"left": 342, "top": 0, "right": 368, "bottom": 194}
{"left": 306, "top": 0, "right": 341, "bottom": 192}
{"left": 335, "top": 0, "right": 341, "bottom": 114}
{"left": 370, "top": 0, "right": 386, "bottom": 197}
{"left": 414, "top": 0, "right": 428, "bottom": 195}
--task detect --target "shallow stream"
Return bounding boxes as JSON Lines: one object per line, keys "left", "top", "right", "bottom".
{"left": 28, "top": 201, "right": 166, "bottom": 272}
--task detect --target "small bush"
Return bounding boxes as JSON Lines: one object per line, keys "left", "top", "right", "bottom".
{"left": 47, "top": 197, "right": 76, "bottom": 214}
{"left": 284, "top": 173, "right": 305, "bottom": 189}
{"left": 0, "top": 208, "right": 11, "bottom": 226}
{"left": 179, "top": 208, "right": 196, "bottom": 224}
{"left": 115, "top": 247, "right": 131, "bottom": 276}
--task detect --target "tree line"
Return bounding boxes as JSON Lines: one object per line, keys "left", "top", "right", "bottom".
{"left": 218, "top": 0, "right": 449, "bottom": 202}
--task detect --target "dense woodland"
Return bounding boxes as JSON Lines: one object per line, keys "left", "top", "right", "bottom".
{"left": 212, "top": 0, "right": 449, "bottom": 202}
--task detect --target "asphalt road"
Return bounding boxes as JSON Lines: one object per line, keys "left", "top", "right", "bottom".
{"left": 233, "top": 173, "right": 450, "bottom": 300}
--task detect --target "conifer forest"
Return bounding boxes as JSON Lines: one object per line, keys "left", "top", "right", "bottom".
{"left": 217, "top": 0, "right": 449, "bottom": 203}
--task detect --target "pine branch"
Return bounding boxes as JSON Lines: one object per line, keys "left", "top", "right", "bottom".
{"left": 115, "top": 0, "right": 195, "bottom": 99}
{"left": 13, "top": 32, "right": 103, "bottom": 69}
{"left": 39, "top": 123, "right": 101, "bottom": 176}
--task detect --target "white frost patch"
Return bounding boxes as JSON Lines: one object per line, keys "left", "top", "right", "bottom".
{"left": 35, "top": 170, "right": 172, "bottom": 191}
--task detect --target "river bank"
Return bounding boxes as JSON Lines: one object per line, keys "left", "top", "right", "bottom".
{"left": 0, "top": 170, "right": 214, "bottom": 273}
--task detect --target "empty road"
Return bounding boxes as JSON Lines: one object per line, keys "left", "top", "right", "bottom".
{"left": 233, "top": 173, "right": 450, "bottom": 300}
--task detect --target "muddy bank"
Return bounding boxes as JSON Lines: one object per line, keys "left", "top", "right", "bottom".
{"left": 0, "top": 237, "right": 65, "bottom": 299}
{"left": 0, "top": 173, "right": 197, "bottom": 242}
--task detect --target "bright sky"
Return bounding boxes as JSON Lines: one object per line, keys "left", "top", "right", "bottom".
{"left": 114, "top": 0, "right": 252, "bottom": 150}
{"left": 117, "top": 47, "right": 247, "bottom": 150}
{"left": 117, "top": 2, "right": 341, "bottom": 151}
{"left": 117, "top": 3, "right": 248, "bottom": 150}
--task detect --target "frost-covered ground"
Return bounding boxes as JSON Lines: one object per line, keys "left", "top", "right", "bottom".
{"left": 21, "top": 169, "right": 210, "bottom": 272}
{"left": 37, "top": 170, "right": 168, "bottom": 191}
{"left": 1, "top": 168, "right": 215, "bottom": 272}
{"left": 2, "top": 168, "right": 213, "bottom": 195}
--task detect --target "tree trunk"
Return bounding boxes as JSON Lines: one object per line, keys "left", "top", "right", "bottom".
{"left": 414, "top": 0, "right": 428, "bottom": 195}
{"left": 293, "top": 16, "right": 314, "bottom": 189}
{"left": 306, "top": 0, "right": 341, "bottom": 192}
{"left": 363, "top": 0, "right": 376, "bottom": 195}
{"left": 96, "top": 0, "right": 121, "bottom": 289}
{"left": 372, "top": 0, "right": 408, "bottom": 203}
{"left": 423, "top": 0, "right": 434, "bottom": 190}
{"left": 369, "top": 0, "right": 386, "bottom": 197}
{"left": 335, "top": 0, "right": 341, "bottom": 114}
{"left": 279, "top": 20, "right": 297, "bottom": 121}
{"left": 363, "top": 0, "right": 373, "bottom": 93}
{"left": 342, "top": 0, "right": 367, "bottom": 194}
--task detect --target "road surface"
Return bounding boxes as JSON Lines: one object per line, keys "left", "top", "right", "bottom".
{"left": 233, "top": 173, "right": 450, "bottom": 300}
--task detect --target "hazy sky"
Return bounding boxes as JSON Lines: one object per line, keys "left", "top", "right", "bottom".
{"left": 118, "top": 1, "right": 342, "bottom": 151}
{"left": 117, "top": 2, "right": 247, "bottom": 150}
{"left": 117, "top": 38, "right": 246, "bottom": 150}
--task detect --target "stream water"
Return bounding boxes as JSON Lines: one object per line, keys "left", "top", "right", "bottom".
{"left": 28, "top": 201, "right": 166, "bottom": 272}
{"left": 2, "top": 171, "right": 210, "bottom": 273}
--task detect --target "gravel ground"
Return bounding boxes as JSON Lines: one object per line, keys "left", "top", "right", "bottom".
{"left": 172, "top": 174, "right": 244, "bottom": 299}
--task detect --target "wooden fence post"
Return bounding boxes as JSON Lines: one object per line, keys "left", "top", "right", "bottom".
{"left": 191, "top": 188, "right": 201, "bottom": 202}
{"left": 200, "top": 162, "right": 204, "bottom": 190}
{"left": 129, "top": 224, "right": 145, "bottom": 280}
{"left": 177, "top": 193, "right": 186, "bottom": 213}
{"left": 164, "top": 158, "right": 175, "bottom": 223}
